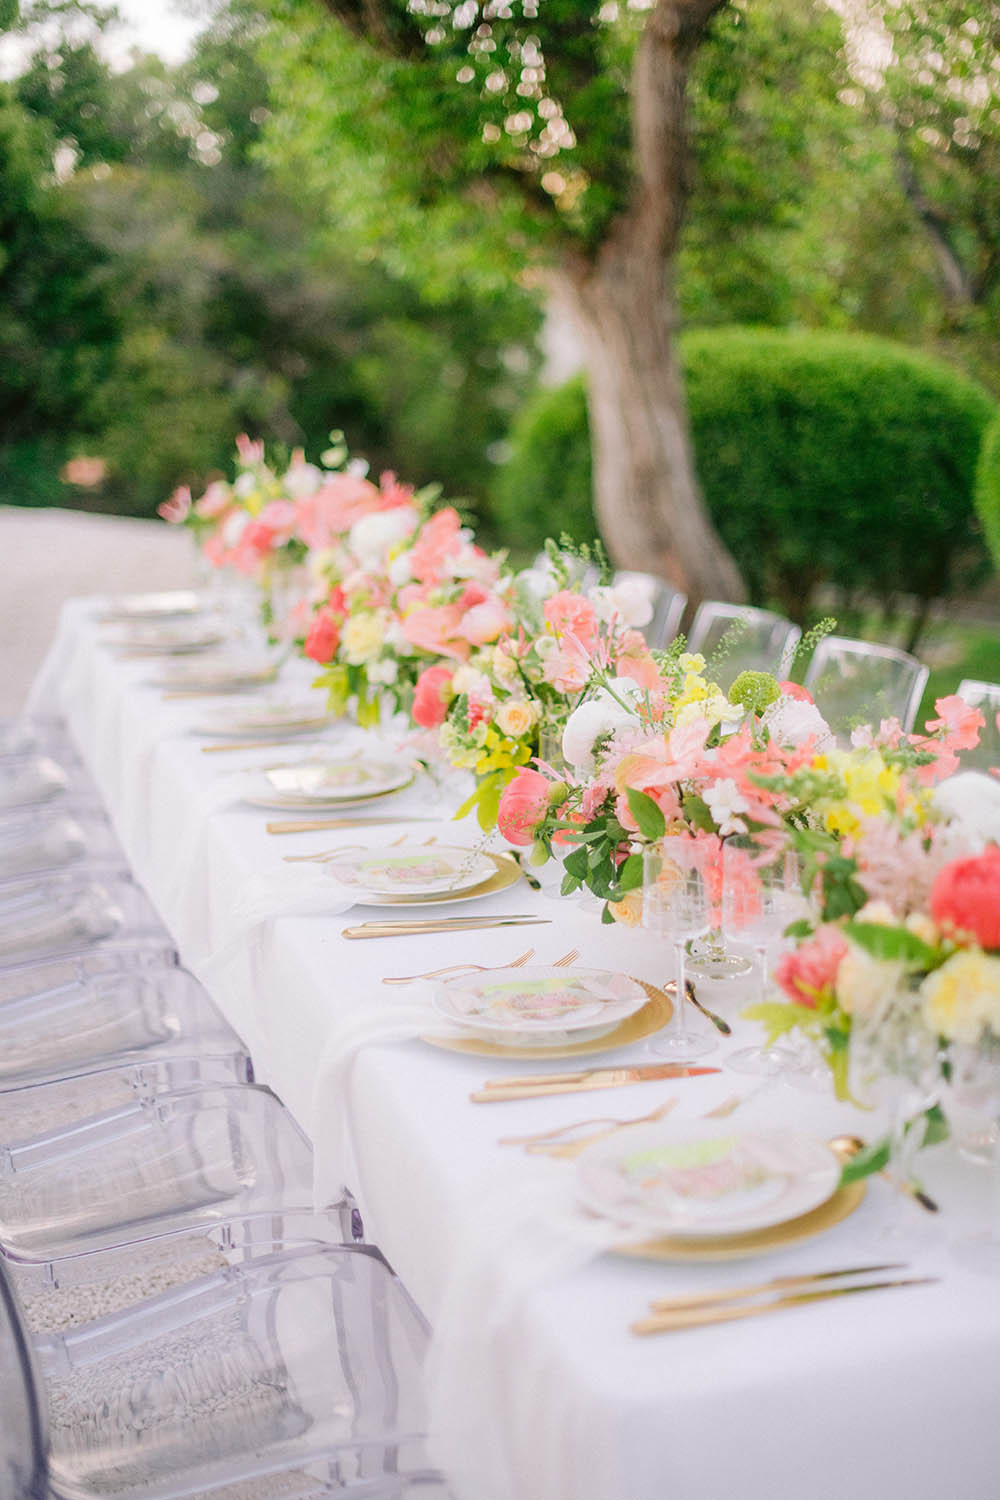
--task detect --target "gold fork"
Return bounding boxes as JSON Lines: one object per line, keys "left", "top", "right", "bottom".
{"left": 382, "top": 948, "right": 536, "bottom": 987}
{"left": 508, "top": 1099, "right": 679, "bottom": 1158}
{"left": 285, "top": 831, "right": 425, "bottom": 863}
{"left": 551, "top": 948, "right": 579, "bottom": 968}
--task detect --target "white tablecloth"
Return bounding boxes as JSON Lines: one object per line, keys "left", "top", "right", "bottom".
{"left": 32, "top": 599, "right": 1000, "bottom": 1500}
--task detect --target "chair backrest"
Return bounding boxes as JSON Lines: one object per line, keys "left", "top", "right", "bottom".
{"left": 686, "top": 603, "right": 802, "bottom": 693}
{"left": 0, "top": 1261, "right": 47, "bottom": 1499}
{"left": 956, "top": 679, "right": 1000, "bottom": 770}
{"left": 611, "top": 571, "right": 687, "bottom": 649}
{"left": 803, "top": 635, "right": 929, "bottom": 739}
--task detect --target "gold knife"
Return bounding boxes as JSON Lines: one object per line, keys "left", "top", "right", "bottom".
{"left": 267, "top": 816, "right": 441, "bottom": 834}
{"left": 471, "top": 1063, "right": 719, "bottom": 1100}
{"left": 648, "top": 1263, "right": 906, "bottom": 1314}
{"left": 343, "top": 917, "right": 551, "bottom": 939}
{"left": 632, "top": 1276, "right": 939, "bottom": 1335}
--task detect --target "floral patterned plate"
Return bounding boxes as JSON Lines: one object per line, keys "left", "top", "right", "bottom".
{"left": 243, "top": 758, "right": 415, "bottom": 809}
{"left": 433, "top": 965, "right": 648, "bottom": 1047}
{"left": 576, "top": 1124, "right": 840, "bottom": 1238}
{"left": 323, "top": 845, "right": 495, "bottom": 898}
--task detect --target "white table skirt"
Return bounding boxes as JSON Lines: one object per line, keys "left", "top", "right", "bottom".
{"left": 31, "top": 598, "right": 1000, "bottom": 1500}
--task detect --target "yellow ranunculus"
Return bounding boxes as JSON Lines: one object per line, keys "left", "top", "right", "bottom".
{"left": 921, "top": 949, "right": 1000, "bottom": 1044}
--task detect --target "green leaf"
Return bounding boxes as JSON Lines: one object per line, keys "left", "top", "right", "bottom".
{"left": 741, "top": 1002, "right": 807, "bottom": 1041}
{"left": 783, "top": 918, "right": 814, "bottom": 940}
{"left": 681, "top": 792, "right": 717, "bottom": 834}
{"left": 838, "top": 1137, "right": 890, "bottom": 1186}
{"left": 601, "top": 902, "right": 615, "bottom": 924}
{"left": 560, "top": 872, "right": 581, "bottom": 897}
{"left": 625, "top": 787, "right": 666, "bottom": 842}
{"left": 615, "top": 852, "right": 643, "bottom": 894}
{"left": 562, "top": 845, "right": 590, "bottom": 881}
{"left": 843, "top": 922, "right": 940, "bottom": 967}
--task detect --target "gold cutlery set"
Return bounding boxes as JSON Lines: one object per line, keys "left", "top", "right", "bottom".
{"left": 342, "top": 914, "right": 552, "bottom": 940}
{"left": 632, "top": 1264, "right": 938, "bottom": 1335}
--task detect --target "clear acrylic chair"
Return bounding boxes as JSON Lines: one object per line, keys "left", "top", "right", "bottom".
{"left": 0, "top": 871, "right": 166, "bottom": 969}
{"left": 803, "top": 635, "right": 929, "bottom": 740}
{"left": 2, "top": 1246, "right": 450, "bottom": 1499}
{"left": 956, "top": 679, "right": 1000, "bottom": 770}
{"left": 0, "top": 804, "right": 122, "bottom": 883}
{"left": 0, "top": 1254, "right": 46, "bottom": 1498}
{"left": 0, "top": 1083, "right": 318, "bottom": 1262}
{"left": 0, "top": 940, "right": 180, "bottom": 1007}
{"left": 0, "top": 965, "right": 241, "bottom": 1090}
{"left": 611, "top": 570, "right": 687, "bottom": 648}
{"left": 686, "top": 603, "right": 802, "bottom": 693}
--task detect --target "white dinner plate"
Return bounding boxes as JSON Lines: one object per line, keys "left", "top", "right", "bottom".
{"left": 433, "top": 965, "right": 648, "bottom": 1047}
{"left": 242, "top": 757, "right": 414, "bottom": 809}
{"left": 105, "top": 621, "right": 226, "bottom": 654}
{"left": 188, "top": 698, "right": 335, "bottom": 737}
{"left": 153, "top": 655, "right": 281, "bottom": 693}
{"left": 576, "top": 1124, "right": 841, "bottom": 1238}
{"left": 322, "top": 845, "right": 495, "bottom": 897}
{"left": 98, "top": 591, "right": 205, "bottom": 621}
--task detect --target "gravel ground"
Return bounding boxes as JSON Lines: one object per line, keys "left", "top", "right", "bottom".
{"left": 1, "top": 505, "right": 198, "bottom": 719}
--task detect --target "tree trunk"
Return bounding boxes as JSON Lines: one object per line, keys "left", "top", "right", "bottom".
{"left": 560, "top": 247, "right": 743, "bottom": 607}
{"left": 558, "top": 0, "right": 745, "bottom": 610}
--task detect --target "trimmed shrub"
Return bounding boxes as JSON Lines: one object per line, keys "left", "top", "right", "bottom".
{"left": 975, "top": 406, "right": 1000, "bottom": 571}
{"left": 491, "top": 328, "right": 997, "bottom": 621}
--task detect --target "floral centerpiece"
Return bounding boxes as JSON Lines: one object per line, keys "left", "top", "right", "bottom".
{"left": 495, "top": 627, "right": 837, "bottom": 920}
{"left": 420, "top": 547, "right": 662, "bottom": 830}
{"left": 302, "top": 503, "right": 511, "bottom": 728}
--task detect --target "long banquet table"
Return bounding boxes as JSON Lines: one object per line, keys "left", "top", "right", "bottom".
{"left": 29, "top": 597, "right": 1000, "bottom": 1500}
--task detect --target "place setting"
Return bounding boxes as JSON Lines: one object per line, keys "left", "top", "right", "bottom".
{"left": 101, "top": 618, "right": 228, "bottom": 657}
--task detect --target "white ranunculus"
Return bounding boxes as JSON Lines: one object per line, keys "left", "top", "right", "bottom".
{"left": 932, "top": 771, "right": 1000, "bottom": 850}
{"left": 562, "top": 680, "right": 642, "bottom": 774}
{"left": 589, "top": 579, "right": 654, "bottom": 630}
{"left": 762, "top": 695, "right": 835, "bottom": 750}
{"left": 349, "top": 507, "right": 418, "bottom": 571}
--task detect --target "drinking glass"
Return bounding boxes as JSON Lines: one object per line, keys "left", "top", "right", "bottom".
{"left": 641, "top": 839, "right": 717, "bottom": 1060}
{"left": 850, "top": 989, "right": 940, "bottom": 1236}
{"left": 721, "top": 834, "right": 809, "bottom": 1075}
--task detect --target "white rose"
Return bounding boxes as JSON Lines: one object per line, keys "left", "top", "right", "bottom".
{"left": 932, "top": 771, "right": 1000, "bottom": 851}
{"left": 496, "top": 699, "right": 539, "bottom": 738}
{"left": 349, "top": 507, "right": 418, "bottom": 571}
{"left": 589, "top": 579, "right": 654, "bottom": 630}
{"left": 388, "top": 551, "right": 413, "bottom": 587}
{"left": 452, "top": 665, "right": 493, "bottom": 699}
{"left": 837, "top": 943, "right": 905, "bottom": 1019}
{"left": 283, "top": 461, "right": 322, "bottom": 499}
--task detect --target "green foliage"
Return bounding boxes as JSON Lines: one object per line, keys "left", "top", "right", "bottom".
{"left": 625, "top": 788, "right": 666, "bottom": 843}
{"left": 492, "top": 328, "right": 997, "bottom": 620}
{"left": 975, "top": 407, "right": 1000, "bottom": 571}
{"left": 727, "top": 670, "right": 780, "bottom": 714}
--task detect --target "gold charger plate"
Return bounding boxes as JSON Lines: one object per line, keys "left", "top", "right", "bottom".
{"left": 614, "top": 1179, "right": 866, "bottom": 1262}
{"left": 359, "top": 852, "right": 521, "bottom": 907}
{"left": 422, "top": 979, "right": 672, "bottom": 1060}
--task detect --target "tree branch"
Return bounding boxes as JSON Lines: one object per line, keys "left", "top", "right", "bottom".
{"left": 893, "top": 138, "right": 975, "bottom": 307}
{"left": 316, "top": 0, "right": 426, "bottom": 59}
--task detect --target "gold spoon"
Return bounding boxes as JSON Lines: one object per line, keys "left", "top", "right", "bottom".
{"left": 829, "top": 1133, "right": 939, "bottom": 1213}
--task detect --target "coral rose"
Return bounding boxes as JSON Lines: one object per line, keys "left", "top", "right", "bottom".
{"left": 412, "top": 665, "right": 455, "bottom": 729}
{"left": 497, "top": 768, "right": 552, "bottom": 847}
{"left": 303, "top": 607, "right": 340, "bottom": 665}
{"left": 930, "top": 845, "right": 1000, "bottom": 950}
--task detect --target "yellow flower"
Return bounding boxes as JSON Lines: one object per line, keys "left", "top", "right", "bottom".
{"left": 495, "top": 699, "right": 538, "bottom": 738}
{"left": 341, "top": 612, "right": 385, "bottom": 665}
{"left": 678, "top": 653, "right": 706, "bottom": 674}
{"left": 837, "top": 943, "right": 904, "bottom": 1019}
{"left": 921, "top": 949, "right": 1000, "bottom": 1044}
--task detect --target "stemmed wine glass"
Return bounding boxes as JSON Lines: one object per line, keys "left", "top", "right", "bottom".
{"left": 721, "top": 833, "right": 809, "bottom": 1076}
{"left": 641, "top": 838, "right": 718, "bottom": 1060}
{"left": 849, "top": 990, "right": 941, "bottom": 1237}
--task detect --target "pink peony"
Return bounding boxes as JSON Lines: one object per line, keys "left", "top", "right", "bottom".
{"left": 304, "top": 607, "right": 340, "bottom": 665}
{"left": 773, "top": 925, "right": 849, "bottom": 1009}
{"left": 408, "top": 508, "right": 463, "bottom": 583}
{"left": 401, "top": 604, "right": 470, "bottom": 661}
{"left": 497, "top": 768, "right": 552, "bottom": 846}
{"left": 930, "top": 846, "right": 1000, "bottom": 951}
{"left": 412, "top": 665, "right": 455, "bottom": 729}
{"left": 543, "top": 591, "right": 598, "bottom": 654}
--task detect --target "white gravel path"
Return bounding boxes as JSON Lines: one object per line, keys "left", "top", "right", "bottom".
{"left": 1, "top": 505, "right": 198, "bottom": 719}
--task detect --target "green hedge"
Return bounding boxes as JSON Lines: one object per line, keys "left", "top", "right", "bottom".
{"left": 492, "top": 327, "right": 997, "bottom": 620}
{"left": 975, "top": 406, "right": 1000, "bottom": 571}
